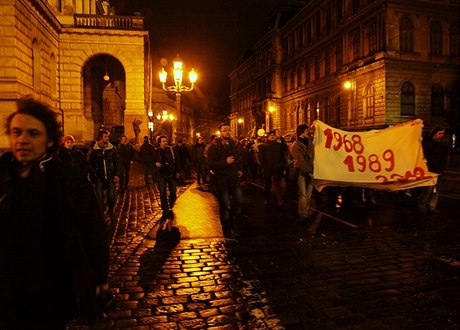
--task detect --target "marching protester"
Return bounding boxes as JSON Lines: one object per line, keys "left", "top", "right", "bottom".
{"left": 258, "top": 130, "right": 287, "bottom": 207}
{"left": 0, "top": 96, "right": 109, "bottom": 329}
{"left": 89, "top": 128, "right": 121, "bottom": 220}
{"left": 416, "top": 126, "right": 449, "bottom": 215}
{"left": 56, "top": 134, "right": 91, "bottom": 180}
{"left": 154, "top": 135, "right": 178, "bottom": 219}
{"left": 173, "top": 139, "right": 191, "bottom": 185}
{"left": 191, "top": 136, "right": 208, "bottom": 186}
{"left": 207, "top": 123, "right": 243, "bottom": 237}
{"left": 290, "top": 123, "right": 315, "bottom": 223}
{"left": 117, "top": 134, "right": 135, "bottom": 192}
{"left": 139, "top": 135, "right": 156, "bottom": 185}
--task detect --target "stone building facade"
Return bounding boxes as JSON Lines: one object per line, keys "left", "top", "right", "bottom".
{"left": 0, "top": 0, "right": 148, "bottom": 148}
{"left": 229, "top": 0, "right": 460, "bottom": 146}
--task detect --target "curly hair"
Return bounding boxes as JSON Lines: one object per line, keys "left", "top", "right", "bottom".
{"left": 5, "top": 96, "right": 62, "bottom": 154}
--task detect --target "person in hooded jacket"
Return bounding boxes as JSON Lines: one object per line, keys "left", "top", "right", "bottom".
{"left": 89, "top": 128, "right": 121, "bottom": 218}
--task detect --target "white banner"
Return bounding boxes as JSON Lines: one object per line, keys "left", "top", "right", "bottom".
{"left": 313, "top": 119, "right": 438, "bottom": 191}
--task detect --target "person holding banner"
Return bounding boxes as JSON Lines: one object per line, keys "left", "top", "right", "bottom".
{"left": 417, "top": 126, "right": 449, "bottom": 215}
{"left": 290, "top": 124, "right": 315, "bottom": 223}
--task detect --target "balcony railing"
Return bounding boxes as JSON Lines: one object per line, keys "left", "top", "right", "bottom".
{"left": 74, "top": 14, "right": 144, "bottom": 30}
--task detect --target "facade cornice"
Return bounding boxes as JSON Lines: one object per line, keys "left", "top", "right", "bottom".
{"left": 27, "top": 0, "right": 62, "bottom": 31}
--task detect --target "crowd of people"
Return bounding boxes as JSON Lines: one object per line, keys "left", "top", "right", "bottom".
{"left": 0, "top": 96, "right": 451, "bottom": 328}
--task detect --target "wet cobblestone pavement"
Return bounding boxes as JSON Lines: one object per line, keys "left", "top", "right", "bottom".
{"left": 68, "top": 164, "right": 460, "bottom": 329}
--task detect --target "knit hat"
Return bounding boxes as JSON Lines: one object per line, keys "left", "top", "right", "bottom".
{"left": 63, "top": 135, "right": 75, "bottom": 143}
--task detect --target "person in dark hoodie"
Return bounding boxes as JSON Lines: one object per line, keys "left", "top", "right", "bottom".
{"left": 0, "top": 96, "right": 109, "bottom": 329}
{"left": 89, "top": 128, "right": 121, "bottom": 218}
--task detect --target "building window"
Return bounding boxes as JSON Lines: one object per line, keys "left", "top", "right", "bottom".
{"left": 401, "top": 81, "right": 415, "bottom": 116}
{"left": 326, "top": 7, "right": 332, "bottom": 33}
{"left": 305, "top": 62, "right": 310, "bottom": 83}
{"left": 314, "top": 57, "right": 320, "bottom": 80}
{"left": 316, "top": 16, "right": 321, "bottom": 39}
{"left": 431, "top": 84, "right": 444, "bottom": 115}
{"left": 430, "top": 20, "right": 443, "bottom": 56}
{"left": 325, "top": 52, "right": 331, "bottom": 76}
{"left": 364, "top": 84, "right": 375, "bottom": 118}
{"left": 450, "top": 23, "right": 460, "bottom": 57}
{"left": 336, "top": 43, "right": 343, "bottom": 68}
{"left": 368, "top": 21, "right": 377, "bottom": 53}
{"left": 32, "top": 39, "right": 41, "bottom": 89}
{"left": 352, "top": 0, "right": 360, "bottom": 15}
{"left": 336, "top": 0, "right": 343, "bottom": 24}
{"left": 306, "top": 19, "right": 312, "bottom": 45}
{"left": 352, "top": 31, "right": 360, "bottom": 60}
{"left": 290, "top": 70, "right": 295, "bottom": 89}
{"left": 297, "top": 67, "right": 303, "bottom": 86}
{"left": 400, "top": 17, "right": 414, "bottom": 53}
{"left": 335, "top": 96, "right": 341, "bottom": 127}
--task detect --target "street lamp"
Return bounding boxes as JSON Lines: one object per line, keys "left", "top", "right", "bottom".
{"left": 159, "top": 55, "right": 197, "bottom": 140}
{"left": 147, "top": 110, "right": 154, "bottom": 142}
{"left": 237, "top": 117, "right": 244, "bottom": 137}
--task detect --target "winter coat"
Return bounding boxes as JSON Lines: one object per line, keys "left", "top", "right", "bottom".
{"left": 56, "top": 146, "right": 90, "bottom": 178}
{"left": 258, "top": 140, "right": 287, "bottom": 176}
{"left": 117, "top": 142, "right": 134, "bottom": 166}
{"left": 207, "top": 138, "right": 241, "bottom": 183}
{"left": 0, "top": 152, "right": 109, "bottom": 324}
{"left": 139, "top": 141, "right": 155, "bottom": 164}
{"left": 89, "top": 141, "right": 121, "bottom": 181}
{"left": 290, "top": 136, "right": 314, "bottom": 176}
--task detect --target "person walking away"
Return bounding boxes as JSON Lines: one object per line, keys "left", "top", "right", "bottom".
{"left": 56, "top": 134, "right": 91, "bottom": 181}
{"left": 191, "top": 136, "right": 208, "bottom": 185}
{"left": 154, "top": 135, "right": 178, "bottom": 219}
{"left": 117, "top": 134, "right": 134, "bottom": 192}
{"left": 237, "top": 138, "right": 250, "bottom": 184}
{"left": 290, "top": 124, "right": 315, "bottom": 223}
{"left": 89, "top": 129, "right": 121, "bottom": 220}
{"left": 207, "top": 123, "right": 243, "bottom": 237}
{"left": 258, "top": 130, "right": 287, "bottom": 207}
{"left": 173, "top": 139, "right": 191, "bottom": 185}
{"left": 0, "top": 97, "right": 109, "bottom": 329}
{"left": 139, "top": 135, "right": 156, "bottom": 185}
{"left": 416, "top": 126, "right": 449, "bottom": 215}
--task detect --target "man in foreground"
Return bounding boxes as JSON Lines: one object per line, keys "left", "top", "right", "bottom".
{"left": 0, "top": 97, "right": 109, "bottom": 329}
{"left": 207, "top": 123, "right": 243, "bottom": 237}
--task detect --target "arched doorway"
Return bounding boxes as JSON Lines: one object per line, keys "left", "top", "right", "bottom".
{"left": 83, "top": 54, "right": 126, "bottom": 139}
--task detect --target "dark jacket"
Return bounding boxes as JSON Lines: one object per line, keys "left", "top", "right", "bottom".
{"left": 117, "top": 142, "right": 134, "bottom": 166}
{"left": 191, "top": 142, "right": 206, "bottom": 163}
{"left": 153, "top": 146, "right": 177, "bottom": 177}
{"left": 56, "top": 146, "right": 90, "bottom": 178}
{"left": 89, "top": 141, "right": 121, "bottom": 181}
{"left": 422, "top": 138, "right": 449, "bottom": 174}
{"left": 207, "top": 138, "right": 241, "bottom": 183}
{"left": 258, "top": 140, "right": 287, "bottom": 176}
{"left": 139, "top": 141, "right": 155, "bottom": 164}
{"left": 0, "top": 152, "right": 109, "bottom": 323}
{"left": 173, "top": 144, "right": 191, "bottom": 171}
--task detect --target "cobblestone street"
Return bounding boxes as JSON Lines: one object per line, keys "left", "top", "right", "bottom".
{"left": 69, "top": 164, "right": 460, "bottom": 329}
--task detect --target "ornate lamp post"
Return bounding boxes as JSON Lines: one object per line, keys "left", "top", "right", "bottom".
{"left": 159, "top": 55, "right": 197, "bottom": 140}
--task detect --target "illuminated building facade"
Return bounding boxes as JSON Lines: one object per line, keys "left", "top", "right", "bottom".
{"left": 229, "top": 0, "right": 460, "bottom": 144}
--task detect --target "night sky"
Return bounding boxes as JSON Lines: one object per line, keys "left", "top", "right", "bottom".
{"left": 118, "top": 0, "right": 285, "bottom": 101}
